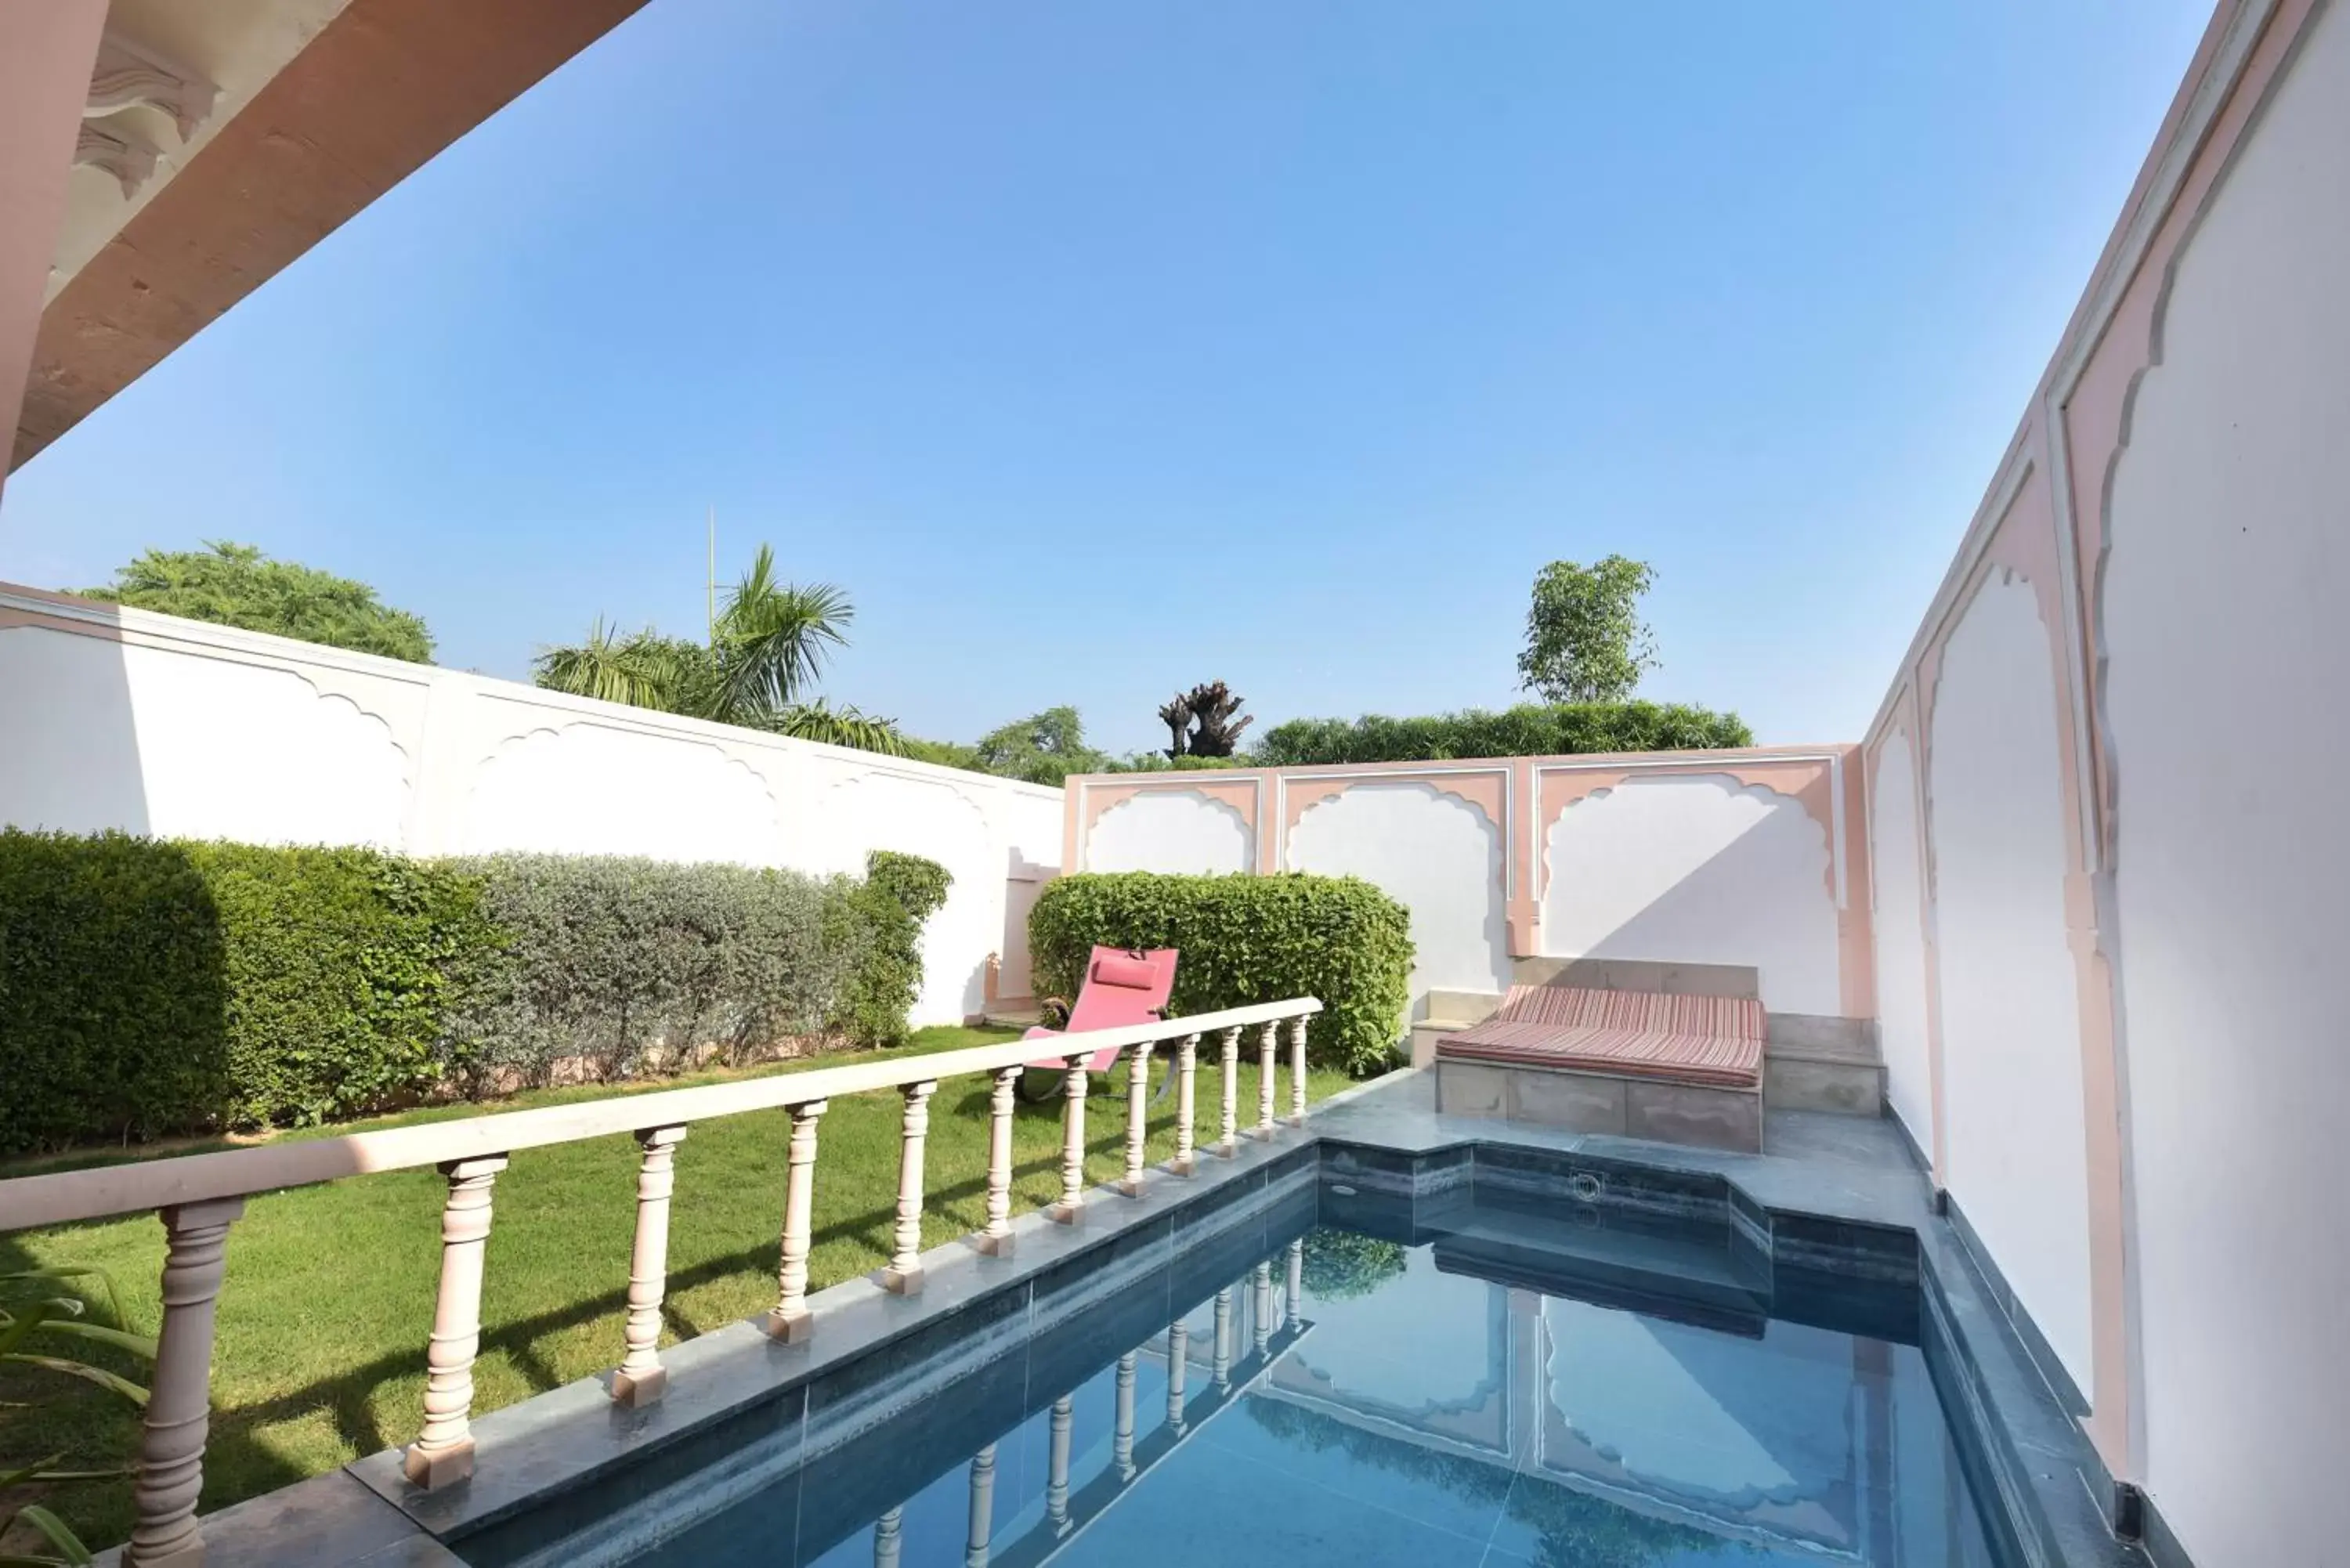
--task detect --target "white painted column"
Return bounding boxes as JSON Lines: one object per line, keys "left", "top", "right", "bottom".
{"left": 1217, "top": 1028, "right": 1242, "bottom": 1157}
{"left": 1117, "top": 1042, "right": 1152, "bottom": 1197}
{"left": 977, "top": 1066, "right": 1020, "bottom": 1256}
{"left": 0, "top": 0, "right": 106, "bottom": 508}
{"left": 1287, "top": 1015, "right": 1309, "bottom": 1125}
{"left": 1212, "top": 1287, "right": 1234, "bottom": 1393}
{"left": 1165, "top": 1320, "right": 1189, "bottom": 1434}
{"left": 1286, "top": 1237, "right": 1306, "bottom": 1324}
{"left": 873, "top": 1505, "right": 904, "bottom": 1568}
{"left": 1047, "top": 1394, "right": 1075, "bottom": 1534}
{"left": 1049, "top": 1056, "right": 1090, "bottom": 1224}
{"left": 768, "top": 1100, "right": 827, "bottom": 1342}
{"left": 123, "top": 1198, "right": 244, "bottom": 1568}
{"left": 405, "top": 1156, "right": 508, "bottom": 1489}
{"left": 1252, "top": 1260, "right": 1274, "bottom": 1357}
{"left": 1113, "top": 1349, "right": 1139, "bottom": 1481}
{"left": 613, "top": 1125, "right": 687, "bottom": 1407}
{"left": 881, "top": 1080, "right": 938, "bottom": 1294}
{"left": 1251, "top": 1022, "right": 1278, "bottom": 1139}
{"left": 965, "top": 1442, "right": 997, "bottom": 1568}
{"left": 1170, "top": 1032, "right": 1200, "bottom": 1176}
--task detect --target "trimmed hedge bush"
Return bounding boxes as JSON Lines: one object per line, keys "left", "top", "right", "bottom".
{"left": 444, "top": 855, "right": 862, "bottom": 1091}
{"left": 0, "top": 831, "right": 495, "bottom": 1151}
{"left": 833, "top": 851, "right": 953, "bottom": 1048}
{"left": 1027, "top": 873, "right": 1412, "bottom": 1075}
{"left": 1253, "top": 701, "right": 1752, "bottom": 766}
{"left": 0, "top": 833, "right": 956, "bottom": 1154}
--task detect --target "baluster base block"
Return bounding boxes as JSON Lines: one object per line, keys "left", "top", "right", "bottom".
{"left": 974, "top": 1230, "right": 1017, "bottom": 1258}
{"left": 1285, "top": 1114, "right": 1307, "bottom": 1128}
{"left": 1047, "top": 1199, "right": 1086, "bottom": 1226}
{"left": 1115, "top": 1175, "right": 1150, "bottom": 1198}
{"left": 1243, "top": 1125, "right": 1277, "bottom": 1141}
{"left": 880, "top": 1263, "right": 924, "bottom": 1295}
{"left": 1216, "top": 1139, "right": 1238, "bottom": 1159}
{"left": 610, "top": 1366, "right": 668, "bottom": 1408}
{"left": 1165, "top": 1154, "right": 1196, "bottom": 1177}
{"left": 765, "top": 1308, "right": 814, "bottom": 1345}
{"left": 403, "top": 1437, "right": 476, "bottom": 1491}
{"left": 122, "top": 1537, "right": 205, "bottom": 1568}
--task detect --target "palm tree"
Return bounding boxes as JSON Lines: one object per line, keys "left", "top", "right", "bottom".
{"left": 533, "top": 545, "right": 907, "bottom": 755}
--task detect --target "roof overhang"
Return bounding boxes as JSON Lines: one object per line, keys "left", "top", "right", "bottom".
{"left": 13, "top": 0, "right": 653, "bottom": 471}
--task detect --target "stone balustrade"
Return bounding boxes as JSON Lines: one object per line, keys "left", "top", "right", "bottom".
{"left": 0, "top": 998, "right": 1323, "bottom": 1566}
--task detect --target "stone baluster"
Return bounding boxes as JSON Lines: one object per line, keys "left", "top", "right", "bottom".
{"left": 1287, "top": 1236, "right": 1306, "bottom": 1323}
{"left": 1251, "top": 1022, "right": 1278, "bottom": 1139}
{"left": 1252, "top": 1260, "right": 1274, "bottom": 1357}
{"left": 882, "top": 1081, "right": 938, "bottom": 1293}
{"left": 977, "top": 1066, "right": 1021, "bottom": 1256}
{"left": 1048, "top": 1056, "right": 1090, "bottom": 1224}
{"left": 1212, "top": 1287, "right": 1233, "bottom": 1393}
{"left": 613, "top": 1126, "right": 688, "bottom": 1407}
{"left": 405, "top": 1156, "right": 508, "bottom": 1489}
{"left": 1165, "top": 1320, "right": 1189, "bottom": 1434}
{"left": 874, "top": 1505, "right": 904, "bottom": 1568}
{"left": 122, "top": 1197, "right": 244, "bottom": 1567}
{"left": 1216, "top": 1027, "right": 1242, "bottom": 1157}
{"left": 1117, "top": 1042, "right": 1152, "bottom": 1197}
{"left": 1047, "top": 1394, "right": 1075, "bottom": 1534}
{"left": 767, "top": 1100, "right": 828, "bottom": 1342}
{"left": 966, "top": 1442, "right": 997, "bottom": 1568}
{"left": 1288, "top": 1014, "right": 1310, "bottom": 1125}
{"left": 1113, "top": 1348, "right": 1139, "bottom": 1479}
{"left": 1170, "top": 1032, "right": 1201, "bottom": 1176}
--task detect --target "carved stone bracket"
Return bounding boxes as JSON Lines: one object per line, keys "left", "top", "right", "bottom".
{"left": 89, "top": 34, "right": 219, "bottom": 143}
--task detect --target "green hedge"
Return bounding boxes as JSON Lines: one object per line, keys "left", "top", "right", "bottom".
{"left": 833, "top": 851, "right": 953, "bottom": 1048}
{"left": 1027, "top": 873, "right": 1412, "bottom": 1075}
{"left": 444, "top": 855, "right": 862, "bottom": 1091}
{"left": 0, "top": 831, "right": 495, "bottom": 1151}
{"left": 0, "top": 833, "right": 953, "bottom": 1155}
{"left": 1253, "top": 701, "right": 1752, "bottom": 766}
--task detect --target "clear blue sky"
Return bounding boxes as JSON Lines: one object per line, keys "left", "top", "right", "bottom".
{"left": 2, "top": 0, "right": 2212, "bottom": 753}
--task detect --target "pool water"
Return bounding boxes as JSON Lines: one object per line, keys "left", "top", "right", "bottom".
{"left": 598, "top": 1194, "right": 2004, "bottom": 1568}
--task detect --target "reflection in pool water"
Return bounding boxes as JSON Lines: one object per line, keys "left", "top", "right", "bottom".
{"left": 580, "top": 1211, "right": 2001, "bottom": 1568}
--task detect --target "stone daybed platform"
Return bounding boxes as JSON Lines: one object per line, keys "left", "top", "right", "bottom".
{"left": 1434, "top": 981, "right": 1769, "bottom": 1151}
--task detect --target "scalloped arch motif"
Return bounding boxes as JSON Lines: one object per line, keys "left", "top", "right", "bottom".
{"left": 461, "top": 721, "right": 783, "bottom": 863}
{"left": 1283, "top": 770, "right": 1505, "bottom": 838}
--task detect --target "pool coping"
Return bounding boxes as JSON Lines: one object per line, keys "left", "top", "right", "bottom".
{"left": 93, "top": 1067, "right": 2152, "bottom": 1567}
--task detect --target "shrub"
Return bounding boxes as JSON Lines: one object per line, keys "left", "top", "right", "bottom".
{"left": 1252, "top": 701, "right": 1752, "bottom": 766}
{"left": 0, "top": 831, "right": 230, "bottom": 1153}
{"left": 0, "top": 832, "right": 493, "bottom": 1151}
{"left": 833, "top": 851, "right": 953, "bottom": 1048}
{"left": 1027, "top": 873, "right": 1412, "bottom": 1075}
{"left": 445, "top": 855, "right": 860, "bottom": 1090}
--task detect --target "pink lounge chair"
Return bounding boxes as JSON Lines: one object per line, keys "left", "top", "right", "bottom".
{"left": 1014, "top": 946, "right": 1178, "bottom": 1103}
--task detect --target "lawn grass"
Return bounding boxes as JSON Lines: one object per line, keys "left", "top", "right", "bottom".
{"left": 0, "top": 1025, "right": 1355, "bottom": 1551}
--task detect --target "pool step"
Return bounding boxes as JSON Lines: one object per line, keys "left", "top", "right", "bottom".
{"left": 1426, "top": 1199, "right": 1771, "bottom": 1335}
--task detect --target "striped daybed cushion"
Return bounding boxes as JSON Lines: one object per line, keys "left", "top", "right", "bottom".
{"left": 1436, "top": 984, "right": 1765, "bottom": 1089}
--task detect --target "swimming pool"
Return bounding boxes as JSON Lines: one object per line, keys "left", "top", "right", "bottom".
{"left": 459, "top": 1154, "right": 2005, "bottom": 1568}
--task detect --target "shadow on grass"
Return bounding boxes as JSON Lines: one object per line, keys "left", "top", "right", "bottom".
{"left": 3, "top": 1066, "right": 1244, "bottom": 1547}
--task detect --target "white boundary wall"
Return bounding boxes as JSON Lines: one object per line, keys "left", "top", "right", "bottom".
{"left": 0, "top": 585, "right": 1063, "bottom": 1027}
{"left": 1855, "top": 3, "right": 2350, "bottom": 1559}
{"left": 1063, "top": 750, "right": 1872, "bottom": 1023}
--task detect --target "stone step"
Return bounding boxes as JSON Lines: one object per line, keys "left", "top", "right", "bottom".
{"left": 1764, "top": 1050, "right": 1885, "bottom": 1116}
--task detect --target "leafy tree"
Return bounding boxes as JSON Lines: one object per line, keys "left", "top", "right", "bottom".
{"left": 1517, "top": 555, "right": 1658, "bottom": 703}
{"left": 78, "top": 541, "right": 434, "bottom": 663}
{"left": 970, "top": 706, "right": 1110, "bottom": 786}
{"left": 534, "top": 545, "right": 905, "bottom": 754}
